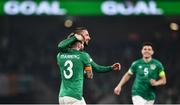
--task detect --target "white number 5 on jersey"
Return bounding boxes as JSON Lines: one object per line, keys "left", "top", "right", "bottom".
{"left": 64, "top": 60, "right": 73, "bottom": 79}
{"left": 144, "top": 68, "right": 149, "bottom": 76}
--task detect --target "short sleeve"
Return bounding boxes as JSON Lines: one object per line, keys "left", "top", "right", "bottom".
{"left": 129, "top": 61, "right": 137, "bottom": 74}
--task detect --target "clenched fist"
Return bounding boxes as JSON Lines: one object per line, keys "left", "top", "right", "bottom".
{"left": 112, "top": 63, "right": 121, "bottom": 71}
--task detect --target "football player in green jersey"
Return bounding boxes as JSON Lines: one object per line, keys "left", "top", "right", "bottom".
{"left": 57, "top": 33, "right": 93, "bottom": 105}
{"left": 57, "top": 27, "right": 121, "bottom": 105}
{"left": 114, "top": 42, "right": 166, "bottom": 105}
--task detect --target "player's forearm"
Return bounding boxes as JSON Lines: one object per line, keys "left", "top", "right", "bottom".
{"left": 155, "top": 77, "right": 166, "bottom": 86}
{"left": 91, "top": 61, "right": 112, "bottom": 72}
{"left": 117, "top": 72, "right": 131, "bottom": 87}
{"left": 58, "top": 36, "right": 77, "bottom": 52}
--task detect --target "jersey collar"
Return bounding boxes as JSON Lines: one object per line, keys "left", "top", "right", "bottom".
{"left": 142, "top": 58, "right": 152, "bottom": 63}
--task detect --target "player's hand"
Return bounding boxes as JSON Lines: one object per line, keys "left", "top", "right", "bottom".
{"left": 74, "top": 34, "right": 85, "bottom": 41}
{"left": 84, "top": 70, "right": 93, "bottom": 79}
{"left": 150, "top": 79, "right": 157, "bottom": 86}
{"left": 114, "top": 86, "right": 122, "bottom": 95}
{"left": 112, "top": 63, "right": 121, "bottom": 71}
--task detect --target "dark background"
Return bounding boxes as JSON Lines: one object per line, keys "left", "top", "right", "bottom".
{"left": 0, "top": 15, "right": 179, "bottom": 104}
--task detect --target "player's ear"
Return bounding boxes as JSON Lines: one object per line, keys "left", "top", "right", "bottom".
{"left": 151, "top": 49, "right": 154, "bottom": 55}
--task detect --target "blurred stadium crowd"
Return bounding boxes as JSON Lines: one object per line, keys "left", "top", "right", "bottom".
{"left": 0, "top": 16, "right": 180, "bottom": 104}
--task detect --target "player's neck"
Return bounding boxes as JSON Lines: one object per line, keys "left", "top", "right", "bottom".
{"left": 143, "top": 57, "right": 152, "bottom": 63}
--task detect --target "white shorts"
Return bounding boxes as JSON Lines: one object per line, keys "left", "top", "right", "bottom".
{"left": 59, "top": 96, "right": 86, "bottom": 105}
{"left": 132, "top": 95, "right": 155, "bottom": 105}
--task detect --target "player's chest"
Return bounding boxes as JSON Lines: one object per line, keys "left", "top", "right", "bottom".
{"left": 136, "top": 63, "right": 158, "bottom": 76}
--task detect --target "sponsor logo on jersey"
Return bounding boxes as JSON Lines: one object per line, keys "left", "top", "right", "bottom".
{"left": 150, "top": 64, "right": 156, "bottom": 70}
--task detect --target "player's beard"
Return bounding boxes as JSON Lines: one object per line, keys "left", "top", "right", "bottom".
{"left": 143, "top": 53, "right": 149, "bottom": 58}
{"left": 83, "top": 42, "right": 89, "bottom": 48}
{"left": 144, "top": 57, "right": 149, "bottom": 59}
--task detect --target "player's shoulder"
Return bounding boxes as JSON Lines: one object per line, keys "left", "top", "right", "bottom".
{"left": 79, "top": 51, "right": 92, "bottom": 63}
{"left": 152, "top": 58, "right": 163, "bottom": 66}
{"left": 79, "top": 51, "right": 90, "bottom": 58}
{"left": 79, "top": 51, "right": 88, "bottom": 55}
{"left": 152, "top": 58, "right": 162, "bottom": 64}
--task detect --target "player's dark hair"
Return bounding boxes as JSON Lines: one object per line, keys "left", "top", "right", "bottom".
{"left": 142, "top": 42, "right": 153, "bottom": 47}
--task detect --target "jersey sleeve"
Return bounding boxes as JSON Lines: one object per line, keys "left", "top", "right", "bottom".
{"left": 58, "top": 35, "right": 77, "bottom": 52}
{"left": 129, "top": 61, "right": 137, "bottom": 74}
{"left": 157, "top": 61, "right": 165, "bottom": 77}
{"left": 91, "top": 61, "right": 112, "bottom": 72}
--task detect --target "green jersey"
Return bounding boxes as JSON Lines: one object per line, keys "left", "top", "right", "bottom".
{"left": 57, "top": 36, "right": 92, "bottom": 100}
{"left": 129, "top": 58, "right": 165, "bottom": 100}
{"left": 57, "top": 35, "right": 113, "bottom": 100}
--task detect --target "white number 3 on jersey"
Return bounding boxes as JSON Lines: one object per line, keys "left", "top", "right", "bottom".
{"left": 64, "top": 60, "right": 73, "bottom": 79}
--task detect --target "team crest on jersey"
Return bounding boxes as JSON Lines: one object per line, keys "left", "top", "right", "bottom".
{"left": 138, "top": 66, "right": 142, "bottom": 69}
{"left": 150, "top": 64, "right": 156, "bottom": 70}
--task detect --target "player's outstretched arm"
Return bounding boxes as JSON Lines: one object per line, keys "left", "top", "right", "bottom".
{"left": 114, "top": 71, "right": 132, "bottom": 95}
{"left": 91, "top": 61, "right": 121, "bottom": 72}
